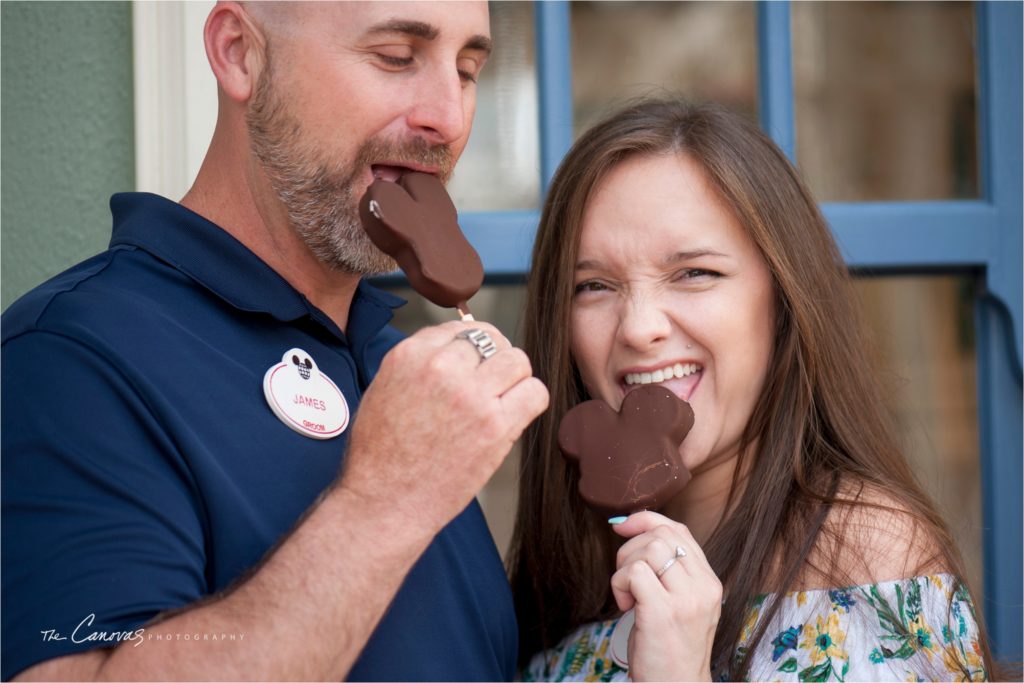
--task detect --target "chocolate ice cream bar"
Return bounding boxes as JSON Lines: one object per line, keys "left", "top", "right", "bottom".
{"left": 359, "top": 172, "right": 483, "bottom": 316}
{"left": 558, "top": 384, "right": 694, "bottom": 517}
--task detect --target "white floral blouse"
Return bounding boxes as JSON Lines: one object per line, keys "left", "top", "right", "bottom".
{"left": 522, "top": 574, "right": 986, "bottom": 682}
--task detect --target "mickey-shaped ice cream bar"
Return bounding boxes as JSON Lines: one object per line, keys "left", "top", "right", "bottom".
{"left": 359, "top": 171, "right": 484, "bottom": 318}
{"left": 558, "top": 384, "right": 695, "bottom": 517}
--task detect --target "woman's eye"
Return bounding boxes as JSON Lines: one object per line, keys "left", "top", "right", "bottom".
{"left": 574, "top": 281, "right": 609, "bottom": 294}
{"left": 678, "top": 268, "right": 719, "bottom": 280}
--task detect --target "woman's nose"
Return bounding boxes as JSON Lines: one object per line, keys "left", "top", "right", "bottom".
{"left": 617, "top": 294, "right": 671, "bottom": 352}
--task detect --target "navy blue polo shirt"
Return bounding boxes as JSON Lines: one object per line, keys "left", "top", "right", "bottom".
{"left": 1, "top": 192, "right": 516, "bottom": 680}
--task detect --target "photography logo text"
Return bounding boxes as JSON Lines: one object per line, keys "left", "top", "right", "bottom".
{"left": 41, "top": 614, "right": 245, "bottom": 647}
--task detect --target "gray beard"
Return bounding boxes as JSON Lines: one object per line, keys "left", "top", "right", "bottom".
{"left": 262, "top": 154, "right": 397, "bottom": 276}
{"left": 246, "top": 64, "right": 397, "bottom": 276}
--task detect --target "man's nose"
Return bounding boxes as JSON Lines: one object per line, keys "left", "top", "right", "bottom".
{"left": 618, "top": 295, "right": 671, "bottom": 352}
{"left": 406, "top": 67, "right": 468, "bottom": 145}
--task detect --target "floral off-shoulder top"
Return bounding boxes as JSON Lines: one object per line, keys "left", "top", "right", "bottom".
{"left": 522, "top": 574, "right": 986, "bottom": 682}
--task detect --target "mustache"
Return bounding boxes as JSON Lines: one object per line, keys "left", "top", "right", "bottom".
{"left": 353, "top": 136, "right": 454, "bottom": 183}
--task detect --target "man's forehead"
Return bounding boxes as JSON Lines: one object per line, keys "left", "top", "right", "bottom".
{"left": 242, "top": 1, "right": 491, "bottom": 59}
{"left": 335, "top": 1, "right": 490, "bottom": 41}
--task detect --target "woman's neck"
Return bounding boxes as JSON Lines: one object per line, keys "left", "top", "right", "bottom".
{"left": 661, "top": 447, "right": 753, "bottom": 546}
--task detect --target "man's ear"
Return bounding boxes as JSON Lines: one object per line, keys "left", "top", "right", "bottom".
{"left": 204, "top": 1, "right": 266, "bottom": 103}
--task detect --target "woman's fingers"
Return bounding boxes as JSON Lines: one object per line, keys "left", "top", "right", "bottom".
{"left": 611, "top": 558, "right": 667, "bottom": 613}
{"left": 617, "top": 537, "right": 687, "bottom": 581}
{"left": 608, "top": 513, "right": 722, "bottom": 680}
{"left": 613, "top": 512, "right": 709, "bottom": 576}
{"left": 610, "top": 510, "right": 722, "bottom": 611}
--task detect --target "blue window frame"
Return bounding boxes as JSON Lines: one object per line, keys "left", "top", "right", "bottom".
{"left": 458, "top": 0, "right": 1022, "bottom": 660}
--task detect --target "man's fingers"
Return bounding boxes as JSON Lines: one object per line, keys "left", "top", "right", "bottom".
{"left": 498, "top": 377, "right": 549, "bottom": 431}
{"left": 412, "top": 320, "right": 511, "bottom": 352}
{"left": 474, "top": 347, "right": 532, "bottom": 395}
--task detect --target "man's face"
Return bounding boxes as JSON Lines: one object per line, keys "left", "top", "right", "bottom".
{"left": 245, "top": 1, "right": 491, "bottom": 275}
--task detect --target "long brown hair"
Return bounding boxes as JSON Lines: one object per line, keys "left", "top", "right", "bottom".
{"left": 508, "top": 99, "right": 995, "bottom": 679}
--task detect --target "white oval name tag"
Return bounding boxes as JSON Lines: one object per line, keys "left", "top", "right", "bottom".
{"left": 263, "top": 348, "right": 349, "bottom": 440}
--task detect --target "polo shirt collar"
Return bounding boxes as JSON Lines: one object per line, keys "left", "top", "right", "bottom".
{"left": 108, "top": 192, "right": 405, "bottom": 344}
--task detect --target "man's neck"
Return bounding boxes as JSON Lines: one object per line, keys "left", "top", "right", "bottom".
{"left": 180, "top": 130, "right": 360, "bottom": 331}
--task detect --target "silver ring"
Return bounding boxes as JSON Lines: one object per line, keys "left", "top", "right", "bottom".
{"left": 655, "top": 546, "right": 687, "bottom": 578}
{"left": 456, "top": 328, "right": 497, "bottom": 361}
{"left": 655, "top": 557, "right": 676, "bottom": 578}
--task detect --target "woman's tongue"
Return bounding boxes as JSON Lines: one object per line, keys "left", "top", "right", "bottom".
{"left": 626, "top": 371, "right": 702, "bottom": 404}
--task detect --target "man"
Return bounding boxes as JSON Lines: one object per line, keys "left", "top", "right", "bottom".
{"left": 1, "top": 2, "right": 548, "bottom": 680}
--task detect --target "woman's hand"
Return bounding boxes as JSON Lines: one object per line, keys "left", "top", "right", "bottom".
{"left": 610, "top": 511, "right": 722, "bottom": 681}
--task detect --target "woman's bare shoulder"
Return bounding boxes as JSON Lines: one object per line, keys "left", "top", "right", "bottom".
{"left": 795, "top": 481, "right": 947, "bottom": 590}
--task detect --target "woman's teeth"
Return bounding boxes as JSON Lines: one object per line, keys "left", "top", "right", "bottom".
{"left": 625, "top": 363, "right": 701, "bottom": 386}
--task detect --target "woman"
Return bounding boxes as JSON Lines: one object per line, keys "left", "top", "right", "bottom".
{"left": 509, "top": 99, "right": 993, "bottom": 681}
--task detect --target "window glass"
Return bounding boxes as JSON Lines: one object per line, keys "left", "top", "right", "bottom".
{"left": 448, "top": 2, "right": 540, "bottom": 211}
{"left": 853, "top": 275, "right": 983, "bottom": 592}
{"left": 793, "top": 2, "right": 979, "bottom": 201}
{"left": 571, "top": 1, "right": 758, "bottom": 135}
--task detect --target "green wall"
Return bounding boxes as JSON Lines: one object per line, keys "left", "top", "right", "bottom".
{"left": 1, "top": 1, "right": 135, "bottom": 311}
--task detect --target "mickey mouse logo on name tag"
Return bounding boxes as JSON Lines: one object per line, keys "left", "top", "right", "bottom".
{"left": 263, "top": 348, "right": 349, "bottom": 440}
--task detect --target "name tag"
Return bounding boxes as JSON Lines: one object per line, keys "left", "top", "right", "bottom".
{"left": 263, "top": 348, "right": 349, "bottom": 440}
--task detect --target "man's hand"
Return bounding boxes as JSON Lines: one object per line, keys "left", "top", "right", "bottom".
{"left": 342, "top": 320, "right": 549, "bottom": 534}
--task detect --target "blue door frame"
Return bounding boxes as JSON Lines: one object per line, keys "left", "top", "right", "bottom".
{"left": 452, "top": 0, "right": 1022, "bottom": 659}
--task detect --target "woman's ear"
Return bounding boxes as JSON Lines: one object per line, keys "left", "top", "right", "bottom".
{"left": 203, "top": 1, "right": 266, "bottom": 103}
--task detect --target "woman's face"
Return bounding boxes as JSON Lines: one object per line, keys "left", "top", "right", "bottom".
{"left": 569, "top": 153, "right": 776, "bottom": 473}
